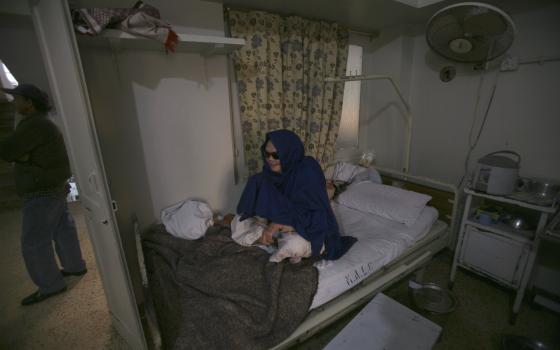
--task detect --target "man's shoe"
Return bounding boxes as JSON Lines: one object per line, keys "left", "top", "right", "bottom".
{"left": 61, "top": 268, "right": 88, "bottom": 277}
{"left": 21, "top": 287, "right": 67, "bottom": 306}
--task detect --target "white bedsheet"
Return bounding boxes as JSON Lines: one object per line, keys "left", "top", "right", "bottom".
{"left": 310, "top": 203, "right": 439, "bottom": 309}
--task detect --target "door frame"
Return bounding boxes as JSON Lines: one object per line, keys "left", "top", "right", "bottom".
{"left": 28, "top": 1, "right": 147, "bottom": 348}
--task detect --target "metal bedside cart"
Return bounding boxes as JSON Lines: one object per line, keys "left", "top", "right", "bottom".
{"left": 449, "top": 187, "right": 558, "bottom": 323}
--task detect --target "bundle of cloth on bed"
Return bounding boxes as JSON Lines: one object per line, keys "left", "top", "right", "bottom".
{"left": 142, "top": 224, "right": 318, "bottom": 350}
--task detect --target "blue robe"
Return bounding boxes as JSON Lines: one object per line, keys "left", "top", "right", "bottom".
{"left": 237, "top": 130, "right": 356, "bottom": 260}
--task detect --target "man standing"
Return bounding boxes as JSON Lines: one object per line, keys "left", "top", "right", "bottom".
{"left": 0, "top": 84, "right": 87, "bottom": 306}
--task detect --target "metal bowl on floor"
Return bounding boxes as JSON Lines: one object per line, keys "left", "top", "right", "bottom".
{"left": 502, "top": 335, "right": 554, "bottom": 350}
{"left": 409, "top": 281, "right": 456, "bottom": 314}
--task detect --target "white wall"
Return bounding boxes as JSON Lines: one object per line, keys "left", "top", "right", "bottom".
{"left": 360, "top": 4, "right": 560, "bottom": 186}
{"left": 411, "top": 4, "right": 560, "bottom": 185}
{"left": 79, "top": 0, "right": 246, "bottom": 301}
{"left": 127, "top": 53, "right": 240, "bottom": 215}
{"left": 0, "top": 13, "right": 52, "bottom": 101}
{"left": 0, "top": 0, "right": 29, "bottom": 16}
{"left": 80, "top": 0, "right": 243, "bottom": 226}
{"left": 355, "top": 27, "right": 415, "bottom": 172}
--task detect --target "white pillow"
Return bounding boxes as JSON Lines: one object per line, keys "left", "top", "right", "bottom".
{"left": 336, "top": 182, "right": 432, "bottom": 227}
{"left": 328, "top": 161, "right": 382, "bottom": 184}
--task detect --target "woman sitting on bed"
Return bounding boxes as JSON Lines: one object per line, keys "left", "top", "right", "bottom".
{"left": 237, "top": 129, "right": 357, "bottom": 260}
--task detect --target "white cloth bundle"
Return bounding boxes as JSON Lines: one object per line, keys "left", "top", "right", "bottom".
{"left": 269, "top": 233, "right": 312, "bottom": 263}
{"left": 330, "top": 161, "right": 382, "bottom": 184}
{"left": 230, "top": 215, "right": 265, "bottom": 246}
{"left": 161, "top": 199, "right": 213, "bottom": 240}
{"left": 230, "top": 215, "right": 314, "bottom": 263}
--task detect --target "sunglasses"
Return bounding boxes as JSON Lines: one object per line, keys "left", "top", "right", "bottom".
{"left": 263, "top": 151, "right": 280, "bottom": 160}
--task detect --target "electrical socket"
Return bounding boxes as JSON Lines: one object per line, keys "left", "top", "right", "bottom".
{"left": 500, "top": 56, "right": 519, "bottom": 71}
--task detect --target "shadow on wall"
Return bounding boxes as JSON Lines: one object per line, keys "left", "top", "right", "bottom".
{"left": 78, "top": 46, "right": 155, "bottom": 306}
{"left": 119, "top": 51, "right": 224, "bottom": 90}
{"left": 363, "top": 101, "right": 406, "bottom": 170}
{"left": 362, "top": 101, "right": 406, "bottom": 128}
{"left": 421, "top": 48, "right": 505, "bottom": 78}
{"left": 220, "top": 166, "right": 245, "bottom": 215}
{"left": 101, "top": 48, "right": 238, "bottom": 215}
{"left": 351, "top": 25, "right": 405, "bottom": 55}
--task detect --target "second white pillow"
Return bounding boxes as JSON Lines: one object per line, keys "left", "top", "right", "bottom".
{"left": 336, "top": 181, "right": 431, "bottom": 227}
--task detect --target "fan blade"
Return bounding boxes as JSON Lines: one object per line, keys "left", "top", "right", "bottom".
{"left": 464, "top": 11, "right": 508, "bottom": 36}
{"left": 429, "top": 13, "right": 461, "bottom": 33}
{"left": 425, "top": 3, "right": 515, "bottom": 63}
{"left": 428, "top": 22, "right": 464, "bottom": 45}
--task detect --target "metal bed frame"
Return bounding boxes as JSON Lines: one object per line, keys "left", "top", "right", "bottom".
{"left": 272, "top": 221, "right": 448, "bottom": 349}
{"left": 272, "top": 167, "right": 459, "bottom": 349}
{"left": 138, "top": 167, "right": 459, "bottom": 349}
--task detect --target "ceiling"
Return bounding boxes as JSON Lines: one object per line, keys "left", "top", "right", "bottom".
{"left": 205, "top": 0, "right": 557, "bottom": 34}
{"left": 2, "top": 0, "right": 556, "bottom": 35}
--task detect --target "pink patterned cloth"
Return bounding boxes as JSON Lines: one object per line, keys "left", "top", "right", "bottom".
{"left": 72, "top": 1, "right": 178, "bottom": 52}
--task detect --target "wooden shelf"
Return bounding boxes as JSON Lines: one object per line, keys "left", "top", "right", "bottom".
{"left": 77, "top": 29, "right": 246, "bottom": 55}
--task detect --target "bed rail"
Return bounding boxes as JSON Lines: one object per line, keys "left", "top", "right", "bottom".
{"left": 377, "top": 166, "right": 458, "bottom": 229}
{"left": 324, "top": 163, "right": 460, "bottom": 247}
{"left": 267, "top": 165, "right": 461, "bottom": 349}
{"left": 271, "top": 221, "right": 449, "bottom": 349}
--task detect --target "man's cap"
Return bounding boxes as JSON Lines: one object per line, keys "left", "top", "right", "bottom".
{"left": 2, "top": 83, "right": 50, "bottom": 110}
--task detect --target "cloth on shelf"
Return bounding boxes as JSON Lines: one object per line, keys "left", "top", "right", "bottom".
{"left": 71, "top": 1, "right": 178, "bottom": 52}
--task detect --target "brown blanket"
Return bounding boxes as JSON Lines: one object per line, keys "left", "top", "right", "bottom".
{"left": 143, "top": 224, "right": 318, "bottom": 350}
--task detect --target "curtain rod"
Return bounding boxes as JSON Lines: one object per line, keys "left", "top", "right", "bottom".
{"left": 224, "top": 6, "right": 379, "bottom": 39}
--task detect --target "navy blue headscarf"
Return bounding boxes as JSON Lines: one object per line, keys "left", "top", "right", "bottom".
{"left": 237, "top": 129, "right": 356, "bottom": 260}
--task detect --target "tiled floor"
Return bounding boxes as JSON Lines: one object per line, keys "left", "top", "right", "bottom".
{"left": 294, "top": 251, "right": 560, "bottom": 350}
{"left": 0, "top": 203, "right": 129, "bottom": 350}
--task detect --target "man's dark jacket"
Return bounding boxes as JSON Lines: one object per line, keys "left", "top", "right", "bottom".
{"left": 0, "top": 113, "right": 71, "bottom": 196}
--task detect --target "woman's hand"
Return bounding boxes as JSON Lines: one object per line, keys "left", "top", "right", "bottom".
{"left": 279, "top": 224, "right": 295, "bottom": 232}
{"left": 326, "top": 180, "right": 335, "bottom": 200}
{"left": 260, "top": 223, "right": 282, "bottom": 245}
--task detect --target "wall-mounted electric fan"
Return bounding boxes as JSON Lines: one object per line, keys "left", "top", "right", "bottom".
{"left": 426, "top": 2, "right": 516, "bottom": 63}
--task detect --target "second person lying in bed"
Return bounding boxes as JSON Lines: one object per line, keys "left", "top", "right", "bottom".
{"left": 236, "top": 129, "right": 357, "bottom": 261}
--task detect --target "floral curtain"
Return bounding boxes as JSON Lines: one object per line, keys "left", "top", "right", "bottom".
{"left": 228, "top": 10, "right": 349, "bottom": 174}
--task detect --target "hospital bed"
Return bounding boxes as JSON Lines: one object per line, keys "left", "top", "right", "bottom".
{"left": 140, "top": 166, "right": 459, "bottom": 349}
{"left": 271, "top": 166, "right": 458, "bottom": 349}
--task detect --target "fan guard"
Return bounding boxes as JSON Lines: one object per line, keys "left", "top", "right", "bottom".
{"left": 426, "top": 2, "right": 516, "bottom": 63}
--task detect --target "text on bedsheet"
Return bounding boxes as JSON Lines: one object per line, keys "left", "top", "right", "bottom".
{"left": 345, "top": 262, "right": 375, "bottom": 286}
